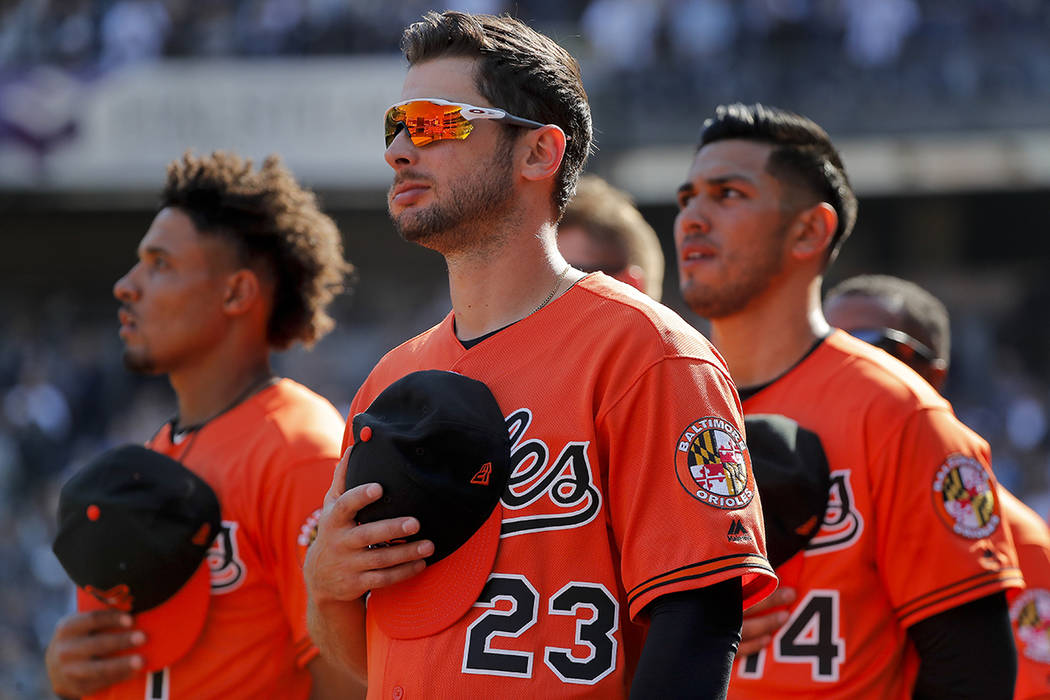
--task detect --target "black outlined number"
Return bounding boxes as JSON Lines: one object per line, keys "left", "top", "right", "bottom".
{"left": 545, "top": 583, "right": 619, "bottom": 684}
{"left": 463, "top": 575, "right": 619, "bottom": 685}
{"left": 463, "top": 575, "right": 538, "bottom": 677}
{"left": 773, "top": 590, "right": 844, "bottom": 682}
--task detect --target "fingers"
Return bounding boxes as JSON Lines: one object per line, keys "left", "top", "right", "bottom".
{"left": 53, "top": 609, "right": 133, "bottom": 639}
{"left": 738, "top": 587, "right": 796, "bottom": 657}
{"left": 46, "top": 611, "right": 146, "bottom": 697}
{"left": 326, "top": 482, "right": 382, "bottom": 526}
{"left": 744, "top": 586, "right": 795, "bottom": 617}
{"left": 324, "top": 445, "right": 353, "bottom": 506}
{"left": 58, "top": 654, "right": 144, "bottom": 695}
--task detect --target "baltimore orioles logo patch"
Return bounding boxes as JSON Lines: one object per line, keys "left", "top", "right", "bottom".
{"left": 1011, "top": 588, "right": 1050, "bottom": 664}
{"left": 932, "top": 454, "right": 1000, "bottom": 539}
{"left": 674, "top": 417, "right": 754, "bottom": 510}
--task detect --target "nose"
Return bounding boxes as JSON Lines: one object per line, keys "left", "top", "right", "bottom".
{"left": 113, "top": 265, "right": 140, "bottom": 303}
{"left": 674, "top": 197, "right": 711, "bottom": 241}
{"left": 384, "top": 126, "right": 419, "bottom": 169}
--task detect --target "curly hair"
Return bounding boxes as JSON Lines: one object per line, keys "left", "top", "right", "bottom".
{"left": 161, "top": 151, "right": 351, "bottom": 350}
{"left": 401, "top": 11, "right": 593, "bottom": 216}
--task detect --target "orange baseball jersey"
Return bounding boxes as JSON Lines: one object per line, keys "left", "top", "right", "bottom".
{"left": 347, "top": 274, "right": 777, "bottom": 698}
{"left": 1001, "top": 486, "right": 1050, "bottom": 699}
{"left": 730, "top": 330, "right": 1022, "bottom": 699}
{"left": 84, "top": 379, "right": 344, "bottom": 700}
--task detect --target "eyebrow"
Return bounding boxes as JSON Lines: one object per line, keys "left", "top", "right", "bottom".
{"left": 139, "top": 245, "right": 170, "bottom": 258}
{"left": 677, "top": 172, "right": 756, "bottom": 194}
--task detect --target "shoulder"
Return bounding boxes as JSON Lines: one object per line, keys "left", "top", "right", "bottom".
{"left": 806, "top": 330, "right": 952, "bottom": 414}
{"left": 250, "top": 379, "right": 345, "bottom": 462}
{"left": 569, "top": 274, "right": 728, "bottom": 371}
{"left": 999, "top": 485, "right": 1050, "bottom": 549}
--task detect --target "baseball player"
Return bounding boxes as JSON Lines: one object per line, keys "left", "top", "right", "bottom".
{"left": 673, "top": 104, "right": 1021, "bottom": 698}
{"left": 824, "top": 273, "right": 1050, "bottom": 700}
{"left": 557, "top": 174, "right": 666, "bottom": 300}
{"left": 45, "top": 152, "right": 360, "bottom": 699}
{"left": 303, "top": 11, "right": 777, "bottom": 698}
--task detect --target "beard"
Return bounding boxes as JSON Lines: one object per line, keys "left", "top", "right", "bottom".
{"left": 679, "top": 230, "right": 789, "bottom": 320}
{"left": 121, "top": 346, "right": 159, "bottom": 374}
{"left": 390, "top": 135, "right": 516, "bottom": 254}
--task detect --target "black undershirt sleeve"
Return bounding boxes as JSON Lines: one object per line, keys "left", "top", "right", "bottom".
{"left": 630, "top": 578, "right": 743, "bottom": 700}
{"left": 908, "top": 591, "right": 1016, "bottom": 700}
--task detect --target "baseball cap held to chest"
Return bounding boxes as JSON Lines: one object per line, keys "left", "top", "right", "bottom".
{"left": 53, "top": 444, "right": 221, "bottom": 671}
{"left": 346, "top": 369, "right": 512, "bottom": 639}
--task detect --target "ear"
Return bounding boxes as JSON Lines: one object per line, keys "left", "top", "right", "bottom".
{"left": 789, "top": 202, "right": 838, "bottom": 262}
{"left": 519, "top": 124, "right": 567, "bottom": 183}
{"left": 222, "top": 269, "right": 262, "bottom": 317}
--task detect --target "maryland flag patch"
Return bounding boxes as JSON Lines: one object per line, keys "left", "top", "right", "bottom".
{"left": 1011, "top": 588, "right": 1050, "bottom": 664}
{"left": 675, "top": 416, "right": 754, "bottom": 510}
{"left": 932, "top": 454, "right": 1000, "bottom": 539}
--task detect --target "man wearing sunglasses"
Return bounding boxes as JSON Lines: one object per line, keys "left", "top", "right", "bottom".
{"left": 825, "top": 273, "right": 1050, "bottom": 700}
{"left": 673, "top": 103, "right": 1020, "bottom": 699}
{"left": 304, "top": 11, "right": 777, "bottom": 699}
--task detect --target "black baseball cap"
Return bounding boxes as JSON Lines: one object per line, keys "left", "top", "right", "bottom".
{"left": 53, "top": 444, "right": 221, "bottom": 671}
{"left": 745, "top": 415, "right": 831, "bottom": 569}
{"left": 345, "top": 369, "right": 512, "bottom": 639}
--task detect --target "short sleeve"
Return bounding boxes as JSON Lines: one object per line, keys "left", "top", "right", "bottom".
{"left": 872, "top": 407, "right": 1022, "bottom": 628}
{"left": 599, "top": 357, "right": 777, "bottom": 620}
{"left": 260, "top": 454, "right": 338, "bottom": 669}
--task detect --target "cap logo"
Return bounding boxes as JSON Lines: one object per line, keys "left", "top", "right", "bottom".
{"left": 85, "top": 583, "right": 134, "bottom": 611}
{"left": 471, "top": 462, "right": 492, "bottom": 486}
{"left": 191, "top": 522, "right": 213, "bottom": 547}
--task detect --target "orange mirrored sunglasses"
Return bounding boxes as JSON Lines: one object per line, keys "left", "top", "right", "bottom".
{"left": 384, "top": 98, "right": 551, "bottom": 148}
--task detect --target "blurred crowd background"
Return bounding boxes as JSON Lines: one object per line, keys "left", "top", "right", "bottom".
{"left": 2, "top": 0, "right": 1049, "bottom": 697}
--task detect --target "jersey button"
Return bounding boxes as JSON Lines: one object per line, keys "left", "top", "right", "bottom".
{"left": 392, "top": 686, "right": 404, "bottom": 700}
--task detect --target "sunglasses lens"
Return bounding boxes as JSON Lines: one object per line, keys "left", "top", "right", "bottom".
{"left": 384, "top": 101, "right": 474, "bottom": 147}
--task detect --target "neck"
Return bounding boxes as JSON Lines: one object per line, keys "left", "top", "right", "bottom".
{"left": 709, "top": 275, "right": 830, "bottom": 388}
{"left": 446, "top": 221, "right": 581, "bottom": 340}
{"left": 168, "top": 340, "right": 274, "bottom": 429}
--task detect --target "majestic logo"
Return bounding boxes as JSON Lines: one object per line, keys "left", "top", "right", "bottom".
{"left": 1011, "top": 588, "right": 1050, "bottom": 664}
{"left": 208, "top": 520, "right": 246, "bottom": 593}
{"left": 674, "top": 417, "right": 754, "bottom": 510}
{"left": 727, "top": 517, "right": 751, "bottom": 544}
{"left": 499, "top": 409, "right": 602, "bottom": 537}
{"left": 932, "top": 455, "right": 999, "bottom": 539}
{"left": 85, "top": 583, "right": 133, "bottom": 611}
{"left": 805, "top": 470, "right": 864, "bottom": 555}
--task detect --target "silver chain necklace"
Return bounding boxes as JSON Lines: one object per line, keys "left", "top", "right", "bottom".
{"left": 531, "top": 266, "right": 570, "bottom": 315}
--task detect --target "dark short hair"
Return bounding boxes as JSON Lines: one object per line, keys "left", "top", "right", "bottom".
{"left": 824, "top": 274, "right": 950, "bottom": 360}
{"left": 559, "top": 175, "right": 664, "bottom": 300}
{"left": 401, "top": 11, "right": 592, "bottom": 215}
{"left": 161, "top": 151, "right": 352, "bottom": 350}
{"left": 700, "top": 103, "right": 858, "bottom": 266}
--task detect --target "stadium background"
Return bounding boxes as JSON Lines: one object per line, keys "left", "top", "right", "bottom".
{"left": 1, "top": 0, "right": 1048, "bottom": 696}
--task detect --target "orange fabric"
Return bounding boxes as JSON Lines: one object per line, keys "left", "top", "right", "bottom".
{"left": 1001, "top": 486, "right": 1050, "bottom": 700}
{"left": 346, "top": 275, "right": 776, "bottom": 698}
{"left": 729, "top": 331, "right": 1022, "bottom": 700}
{"left": 85, "top": 379, "right": 343, "bottom": 700}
